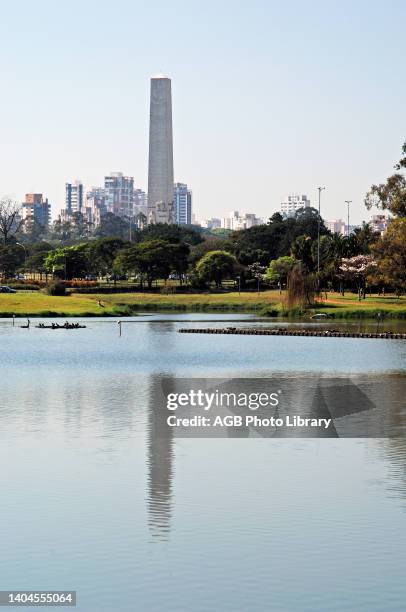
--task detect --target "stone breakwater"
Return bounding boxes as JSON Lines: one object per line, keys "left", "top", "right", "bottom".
{"left": 178, "top": 327, "right": 406, "bottom": 340}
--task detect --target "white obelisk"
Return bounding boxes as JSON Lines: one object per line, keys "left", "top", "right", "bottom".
{"left": 147, "top": 74, "right": 174, "bottom": 224}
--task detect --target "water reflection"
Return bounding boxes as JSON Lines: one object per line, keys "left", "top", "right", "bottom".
{"left": 141, "top": 370, "right": 406, "bottom": 547}
{"left": 383, "top": 438, "right": 406, "bottom": 504}
{"left": 0, "top": 315, "right": 406, "bottom": 611}
{"left": 373, "top": 378, "right": 406, "bottom": 504}
{"left": 146, "top": 375, "right": 175, "bottom": 540}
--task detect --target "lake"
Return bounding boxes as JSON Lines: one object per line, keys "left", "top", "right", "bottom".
{"left": 0, "top": 314, "right": 406, "bottom": 611}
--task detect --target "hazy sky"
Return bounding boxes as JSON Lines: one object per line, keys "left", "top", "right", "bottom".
{"left": 0, "top": 0, "right": 404, "bottom": 223}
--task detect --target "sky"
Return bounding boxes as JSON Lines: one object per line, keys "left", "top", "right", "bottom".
{"left": 0, "top": 0, "right": 405, "bottom": 224}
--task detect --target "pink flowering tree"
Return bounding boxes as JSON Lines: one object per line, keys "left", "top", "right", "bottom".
{"left": 339, "top": 255, "right": 377, "bottom": 300}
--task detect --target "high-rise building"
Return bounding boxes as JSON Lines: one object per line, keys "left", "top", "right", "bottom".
{"left": 21, "top": 193, "right": 51, "bottom": 232}
{"left": 174, "top": 183, "right": 192, "bottom": 225}
{"left": 326, "top": 219, "right": 347, "bottom": 235}
{"left": 65, "top": 181, "right": 84, "bottom": 216}
{"left": 221, "top": 211, "right": 240, "bottom": 230}
{"left": 85, "top": 187, "right": 107, "bottom": 227}
{"left": 133, "top": 189, "right": 148, "bottom": 217}
{"left": 147, "top": 74, "right": 174, "bottom": 224}
{"left": 104, "top": 172, "right": 134, "bottom": 217}
{"left": 280, "top": 194, "right": 310, "bottom": 218}
{"left": 221, "top": 211, "right": 263, "bottom": 231}
{"left": 201, "top": 218, "right": 221, "bottom": 230}
{"left": 370, "top": 214, "right": 390, "bottom": 235}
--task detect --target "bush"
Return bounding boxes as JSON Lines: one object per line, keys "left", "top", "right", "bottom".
{"left": 9, "top": 279, "right": 46, "bottom": 288}
{"left": 46, "top": 282, "right": 67, "bottom": 296}
{"left": 188, "top": 270, "right": 208, "bottom": 290}
{"left": 160, "top": 285, "right": 177, "bottom": 294}
{"left": 260, "top": 306, "right": 280, "bottom": 317}
{"left": 68, "top": 284, "right": 140, "bottom": 294}
{"left": 243, "top": 278, "right": 261, "bottom": 291}
{"left": 65, "top": 280, "right": 99, "bottom": 288}
{"left": 8, "top": 283, "right": 40, "bottom": 291}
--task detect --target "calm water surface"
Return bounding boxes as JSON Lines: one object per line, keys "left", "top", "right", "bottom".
{"left": 0, "top": 314, "right": 406, "bottom": 611}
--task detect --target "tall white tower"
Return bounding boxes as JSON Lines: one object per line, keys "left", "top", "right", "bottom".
{"left": 147, "top": 74, "right": 174, "bottom": 224}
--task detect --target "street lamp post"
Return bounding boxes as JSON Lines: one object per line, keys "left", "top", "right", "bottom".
{"left": 317, "top": 187, "right": 326, "bottom": 275}
{"left": 16, "top": 242, "right": 27, "bottom": 274}
{"left": 345, "top": 200, "right": 352, "bottom": 236}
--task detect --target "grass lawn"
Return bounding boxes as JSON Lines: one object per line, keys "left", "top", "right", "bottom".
{"left": 314, "top": 293, "right": 406, "bottom": 318}
{"left": 0, "top": 290, "right": 277, "bottom": 317}
{"left": 0, "top": 290, "right": 405, "bottom": 318}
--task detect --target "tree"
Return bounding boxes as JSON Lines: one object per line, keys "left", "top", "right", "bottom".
{"left": 0, "top": 198, "right": 22, "bottom": 245}
{"left": 365, "top": 140, "right": 406, "bottom": 217}
{"left": 339, "top": 255, "right": 377, "bottom": 300}
{"left": 195, "top": 250, "right": 237, "bottom": 288}
{"left": 50, "top": 218, "right": 75, "bottom": 242}
{"left": 230, "top": 208, "right": 329, "bottom": 266}
{"left": 189, "top": 237, "right": 231, "bottom": 267}
{"left": 292, "top": 235, "right": 314, "bottom": 271}
{"left": 44, "top": 244, "right": 90, "bottom": 279}
{"left": 394, "top": 139, "right": 406, "bottom": 171}
{"left": 116, "top": 239, "right": 176, "bottom": 289}
{"left": 0, "top": 244, "right": 25, "bottom": 278}
{"left": 371, "top": 218, "right": 406, "bottom": 293}
{"left": 247, "top": 261, "right": 266, "bottom": 294}
{"left": 21, "top": 220, "right": 48, "bottom": 242}
{"left": 286, "top": 262, "right": 317, "bottom": 309}
{"left": 95, "top": 213, "right": 131, "bottom": 240}
{"left": 294, "top": 207, "right": 329, "bottom": 241}
{"left": 207, "top": 227, "right": 232, "bottom": 238}
{"left": 348, "top": 223, "right": 379, "bottom": 255}
{"left": 88, "top": 238, "right": 128, "bottom": 277}
{"left": 139, "top": 223, "right": 203, "bottom": 245}
{"left": 315, "top": 233, "right": 350, "bottom": 292}
{"left": 166, "top": 242, "right": 190, "bottom": 281}
{"left": 365, "top": 173, "right": 406, "bottom": 218}
{"left": 230, "top": 224, "right": 283, "bottom": 263}
{"left": 71, "top": 212, "right": 92, "bottom": 239}
{"left": 24, "top": 242, "right": 53, "bottom": 279}
{"left": 266, "top": 256, "right": 297, "bottom": 287}
{"left": 236, "top": 248, "right": 269, "bottom": 267}
{"left": 268, "top": 212, "right": 283, "bottom": 224}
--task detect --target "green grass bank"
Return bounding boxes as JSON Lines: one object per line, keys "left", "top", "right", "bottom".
{"left": 1, "top": 290, "right": 406, "bottom": 319}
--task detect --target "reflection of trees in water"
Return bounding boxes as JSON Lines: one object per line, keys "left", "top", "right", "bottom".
{"left": 58, "top": 374, "right": 138, "bottom": 437}
{"left": 147, "top": 321, "right": 175, "bottom": 349}
{"left": 0, "top": 372, "right": 139, "bottom": 438}
{"left": 148, "top": 321, "right": 175, "bottom": 334}
{"left": 4, "top": 368, "right": 176, "bottom": 539}
{"left": 146, "top": 375, "right": 175, "bottom": 540}
{"left": 376, "top": 376, "right": 406, "bottom": 505}
{"left": 382, "top": 439, "right": 406, "bottom": 504}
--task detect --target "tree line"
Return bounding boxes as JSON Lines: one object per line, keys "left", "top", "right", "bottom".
{"left": 0, "top": 139, "right": 405, "bottom": 294}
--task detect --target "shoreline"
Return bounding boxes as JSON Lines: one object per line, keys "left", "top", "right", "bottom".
{"left": 1, "top": 290, "right": 405, "bottom": 320}
{"left": 1, "top": 307, "right": 406, "bottom": 321}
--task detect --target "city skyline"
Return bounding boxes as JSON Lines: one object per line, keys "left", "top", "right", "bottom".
{"left": 1, "top": 1, "right": 405, "bottom": 224}
{"left": 15, "top": 173, "right": 391, "bottom": 232}
{"left": 59, "top": 174, "right": 194, "bottom": 229}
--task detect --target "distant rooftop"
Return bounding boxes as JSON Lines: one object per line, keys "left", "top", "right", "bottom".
{"left": 151, "top": 72, "right": 170, "bottom": 79}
